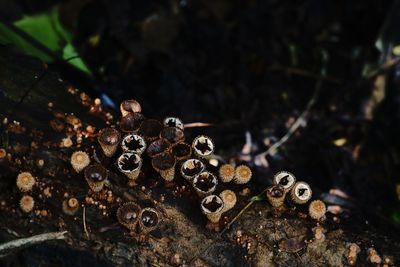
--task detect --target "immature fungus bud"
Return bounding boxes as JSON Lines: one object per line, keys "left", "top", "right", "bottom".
{"left": 160, "top": 127, "right": 185, "bottom": 144}
{"left": 163, "top": 117, "right": 184, "bottom": 130}
{"left": 121, "top": 134, "right": 146, "bottom": 155}
{"left": 233, "top": 165, "right": 252, "bottom": 184}
{"left": 0, "top": 148, "right": 6, "bottom": 159}
{"left": 16, "top": 172, "right": 35, "bottom": 192}
{"left": 117, "top": 202, "right": 141, "bottom": 231}
{"left": 120, "top": 99, "right": 142, "bottom": 117}
{"left": 273, "top": 171, "right": 296, "bottom": 192}
{"left": 98, "top": 128, "right": 121, "bottom": 157}
{"left": 139, "top": 207, "right": 160, "bottom": 234}
{"left": 138, "top": 119, "right": 163, "bottom": 141}
{"left": 120, "top": 112, "right": 145, "bottom": 133}
{"left": 290, "top": 181, "right": 312, "bottom": 204}
{"left": 346, "top": 243, "right": 361, "bottom": 266}
{"left": 171, "top": 142, "right": 191, "bottom": 160}
{"left": 147, "top": 138, "right": 171, "bottom": 158}
{"left": 117, "top": 153, "right": 142, "bottom": 180}
{"left": 219, "top": 190, "right": 237, "bottom": 213}
{"left": 367, "top": 248, "right": 382, "bottom": 264}
{"left": 152, "top": 152, "right": 176, "bottom": 181}
{"left": 200, "top": 195, "right": 224, "bottom": 223}
{"left": 180, "top": 159, "right": 205, "bottom": 181}
{"left": 192, "top": 135, "right": 214, "bottom": 158}
{"left": 20, "top": 195, "right": 34, "bottom": 213}
{"left": 266, "top": 185, "right": 286, "bottom": 207}
{"left": 219, "top": 164, "right": 235, "bottom": 183}
{"left": 313, "top": 226, "right": 325, "bottom": 241}
{"left": 62, "top": 197, "right": 79, "bottom": 216}
{"left": 308, "top": 200, "right": 326, "bottom": 220}
{"left": 193, "top": 171, "right": 218, "bottom": 197}
{"left": 84, "top": 164, "right": 108, "bottom": 192}
{"left": 70, "top": 151, "right": 90, "bottom": 173}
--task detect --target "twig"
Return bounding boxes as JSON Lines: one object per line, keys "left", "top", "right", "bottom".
{"left": 184, "top": 122, "right": 213, "bottom": 128}
{"left": 0, "top": 231, "right": 68, "bottom": 257}
{"left": 83, "top": 206, "right": 89, "bottom": 239}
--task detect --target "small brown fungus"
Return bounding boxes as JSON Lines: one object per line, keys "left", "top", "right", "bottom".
{"left": 367, "top": 248, "right": 382, "bottom": 264}
{"left": 152, "top": 152, "right": 176, "bottom": 181}
{"left": 117, "top": 152, "right": 142, "bottom": 180}
{"left": 219, "top": 164, "right": 235, "bottom": 183}
{"left": 120, "top": 99, "right": 142, "bottom": 117}
{"left": 219, "top": 190, "right": 237, "bottom": 213}
{"left": 308, "top": 200, "right": 326, "bottom": 220}
{"left": 163, "top": 117, "right": 184, "bottom": 130}
{"left": 121, "top": 134, "right": 146, "bottom": 155}
{"left": 0, "top": 148, "right": 7, "bottom": 159}
{"left": 290, "top": 181, "right": 312, "bottom": 204}
{"left": 160, "top": 127, "right": 185, "bottom": 144}
{"left": 139, "top": 207, "right": 160, "bottom": 234}
{"left": 120, "top": 112, "right": 145, "bottom": 133}
{"left": 180, "top": 159, "right": 205, "bottom": 181}
{"left": 192, "top": 135, "right": 214, "bottom": 158}
{"left": 200, "top": 195, "right": 224, "bottom": 223}
{"left": 16, "top": 172, "right": 36, "bottom": 192}
{"left": 62, "top": 197, "right": 79, "bottom": 216}
{"left": 20, "top": 195, "right": 34, "bottom": 213}
{"left": 70, "top": 151, "right": 90, "bottom": 173}
{"left": 171, "top": 142, "right": 191, "bottom": 160}
{"left": 98, "top": 128, "right": 121, "bottom": 157}
{"left": 346, "top": 243, "right": 360, "bottom": 266}
{"left": 266, "top": 184, "right": 286, "bottom": 207}
{"left": 193, "top": 171, "right": 218, "bottom": 197}
{"left": 273, "top": 171, "right": 296, "bottom": 192}
{"left": 233, "top": 165, "right": 252, "bottom": 184}
{"left": 117, "top": 202, "right": 142, "bottom": 231}
{"left": 84, "top": 164, "right": 108, "bottom": 192}
{"left": 138, "top": 119, "right": 163, "bottom": 141}
{"left": 147, "top": 138, "right": 171, "bottom": 158}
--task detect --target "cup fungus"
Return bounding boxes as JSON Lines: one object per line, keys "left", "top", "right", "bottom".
{"left": 117, "top": 202, "right": 142, "bottom": 231}
{"left": 273, "top": 171, "right": 296, "bottom": 192}
{"left": 152, "top": 152, "right": 176, "bottom": 181}
{"left": 84, "top": 164, "right": 108, "bottom": 192}
{"left": 219, "top": 164, "right": 235, "bottom": 183}
{"left": 192, "top": 171, "right": 218, "bottom": 197}
{"left": 290, "top": 181, "right": 312, "bottom": 204}
{"left": 117, "top": 153, "right": 143, "bottom": 180}
{"left": 171, "top": 142, "right": 192, "bottom": 160}
{"left": 120, "top": 99, "right": 142, "bottom": 117}
{"left": 20, "top": 195, "right": 34, "bottom": 213}
{"left": 70, "top": 151, "right": 90, "bottom": 173}
{"left": 266, "top": 185, "right": 286, "bottom": 207}
{"left": 192, "top": 135, "right": 214, "bottom": 158}
{"left": 308, "top": 200, "right": 326, "bottom": 220}
{"left": 16, "top": 172, "right": 36, "bottom": 192}
{"left": 121, "top": 134, "right": 146, "bottom": 155}
{"left": 367, "top": 248, "right": 382, "bottom": 264}
{"left": 180, "top": 159, "right": 205, "bottom": 181}
{"left": 160, "top": 127, "right": 185, "bottom": 144}
{"left": 120, "top": 112, "right": 145, "bottom": 133}
{"left": 62, "top": 197, "right": 79, "bottom": 216}
{"left": 138, "top": 119, "right": 163, "bottom": 141}
{"left": 233, "top": 165, "right": 252, "bottom": 184}
{"left": 219, "top": 190, "right": 237, "bottom": 212}
{"left": 147, "top": 138, "right": 171, "bottom": 158}
{"left": 139, "top": 207, "right": 160, "bottom": 234}
{"left": 98, "top": 128, "right": 121, "bottom": 157}
{"left": 200, "top": 195, "right": 224, "bottom": 223}
{"left": 346, "top": 243, "right": 361, "bottom": 266}
{"left": 163, "top": 117, "right": 184, "bottom": 130}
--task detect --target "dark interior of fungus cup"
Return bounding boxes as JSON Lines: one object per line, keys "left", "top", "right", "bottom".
{"left": 99, "top": 128, "right": 120, "bottom": 145}
{"left": 270, "top": 186, "right": 284, "bottom": 197}
{"left": 297, "top": 188, "right": 308, "bottom": 197}
{"left": 141, "top": 209, "right": 159, "bottom": 228}
{"left": 147, "top": 139, "right": 171, "bottom": 157}
{"left": 278, "top": 175, "right": 290, "bottom": 187}
{"left": 152, "top": 152, "right": 175, "bottom": 170}
{"left": 202, "top": 196, "right": 223, "bottom": 213}
{"left": 194, "top": 139, "right": 212, "bottom": 155}
{"left": 172, "top": 143, "right": 191, "bottom": 158}
{"left": 138, "top": 119, "right": 163, "bottom": 139}
{"left": 161, "top": 127, "right": 185, "bottom": 144}
{"left": 182, "top": 160, "right": 203, "bottom": 177}
{"left": 119, "top": 154, "right": 140, "bottom": 171}
{"left": 85, "top": 165, "right": 107, "bottom": 182}
{"left": 121, "top": 100, "right": 141, "bottom": 113}
{"left": 123, "top": 135, "right": 145, "bottom": 152}
{"left": 194, "top": 173, "right": 216, "bottom": 192}
{"left": 164, "top": 118, "right": 180, "bottom": 128}
{"left": 118, "top": 204, "right": 141, "bottom": 224}
{"left": 120, "top": 112, "right": 145, "bottom": 132}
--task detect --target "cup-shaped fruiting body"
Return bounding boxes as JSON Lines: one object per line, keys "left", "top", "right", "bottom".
{"left": 62, "top": 197, "right": 79, "bottom": 216}
{"left": 138, "top": 119, "right": 163, "bottom": 142}
{"left": 147, "top": 138, "right": 171, "bottom": 158}
{"left": 200, "top": 195, "right": 224, "bottom": 223}
{"left": 16, "top": 172, "right": 36, "bottom": 192}
{"left": 308, "top": 200, "right": 326, "bottom": 220}
{"left": 117, "top": 153, "right": 143, "bottom": 180}
{"left": 117, "top": 202, "right": 141, "bottom": 231}
{"left": 219, "top": 164, "right": 235, "bottom": 183}
{"left": 120, "top": 99, "right": 142, "bottom": 117}
{"left": 163, "top": 117, "right": 184, "bottom": 130}
{"left": 152, "top": 152, "right": 176, "bottom": 181}
{"left": 180, "top": 159, "right": 205, "bottom": 181}
{"left": 219, "top": 190, "right": 237, "bottom": 213}
{"left": 121, "top": 134, "right": 146, "bottom": 155}
{"left": 139, "top": 207, "right": 160, "bottom": 234}
{"left": 192, "top": 135, "right": 214, "bottom": 158}
{"left": 84, "top": 164, "right": 108, "bottom": 192}
{"left": 160, "top": 127, "right": 185, "bottom": 144}
{"left": 266, "top": 185, "right": 286, "bottom": 207}
{"left": 273, "top": 171, "right": 296, "bottom": 192}
{"left": 120, "top": 112, "right": 145, "bottom": 133}
{"left": 192, "top": 171, "right": 218, "bottom": 197}
{"left": 290, "top": 181, "right": 312, "bottom": 204}
{"left": 98, "top": 128, "right": 121, "bottom": 157}
{"left": 70, "top": 151, "right": 90, "bottom": 173}
{"left": 171, "top": 142, "right": 191, "bottom": 160}
{"left": 20, "top": 195, "right": 34, "bottom": 213}
{"left": 233, "top": 165, "right": 252, "bottom": 184}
